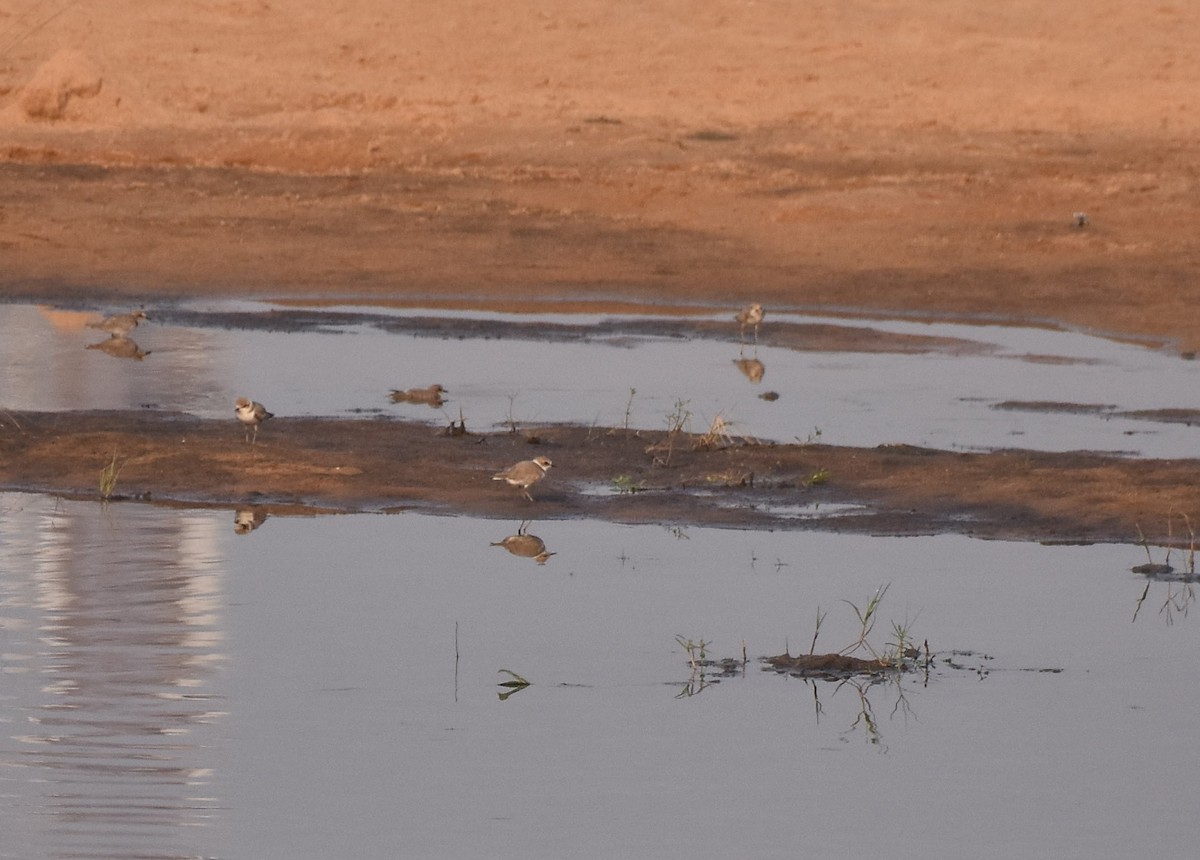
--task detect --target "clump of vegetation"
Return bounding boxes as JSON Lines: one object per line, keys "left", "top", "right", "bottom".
{"left": 99, "top": 451, "right": 125, "bottom": 501}
{"left": 649, "top": 398, "right": 693, "bottom": 467}
{"left": 796, "top": 427, "right": 823, "bottom": 446}
{"left": 1132, "top": 515, "right": 1197, "bottom": 623}
{"left": 767, "top": 584, "right": 926, "bottom": 678}
{"left": 440, "top": 406, "right": 470, "bottom": 437}
{"left": 695, "top": 412, "right": 735, "bottom": 450}
{"left": 612, "top": 474, "right": 643, "bottom": 494}
{"left": 1132, "top": 516, "right": 1196, "bottom": 577}
{"left": 804, "top": 467, "right": 830, "bottom": 487}
{"left": 497, "top": 669, "right": 530, "bottom": 701}
{"left": 674, "top": 634, "right": 741, "bottom": 697}
{"left": 674, "top": 634, "right": 710, "bottom": 670}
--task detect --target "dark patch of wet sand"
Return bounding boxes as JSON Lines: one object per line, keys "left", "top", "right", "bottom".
{"left": 995, "top": 401, "right": 1200, "bottom": 426}
{"left": 2, "top": 410, "right": 1196, "bottom": 545}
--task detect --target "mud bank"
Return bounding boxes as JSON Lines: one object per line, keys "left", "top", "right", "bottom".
{"left": 2, "top": 409, "right": 1195, "bottom": 544}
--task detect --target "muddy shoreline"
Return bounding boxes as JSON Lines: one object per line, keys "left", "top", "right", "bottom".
{"left": 2, "top": 408, "right": 1196, "bottom": 546}
{"left": 4, "top": 134, "right": 1199, "bottom": 356}
{"left": 4, "top": 2, "right": 1198, "bottom": 543}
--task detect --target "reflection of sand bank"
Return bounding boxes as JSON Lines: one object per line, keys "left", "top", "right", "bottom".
{"left": 0, "top": 497, "right": 228, "bottom": 858}
{"left": 36, "top": 306, "right": 97, "bottom": 332}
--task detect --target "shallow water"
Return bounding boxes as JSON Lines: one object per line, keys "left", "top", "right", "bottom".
{"left": 2, "top": 300, "right": 1198, "bottom": 457}
{"left": 1, "top": 492, "right": 1197, "bottom": 859}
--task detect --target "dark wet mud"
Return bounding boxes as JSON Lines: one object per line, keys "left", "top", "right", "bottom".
{"left": 3, "top": 408, "right": 1198, "bottom": 544}
{"left": 995, "top": 400, "right": 1200, "bottom": 427}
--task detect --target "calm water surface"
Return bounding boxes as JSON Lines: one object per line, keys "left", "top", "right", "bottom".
{"left": 2, "top": 301, "right": 1198, "bottom": 457}
{"left": 1, "top": 493, "right": 1197, "bottom": 859}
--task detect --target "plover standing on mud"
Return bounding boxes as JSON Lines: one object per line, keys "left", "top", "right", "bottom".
{"left": 235, "top": 397, "right": 274, "bottom": 444}
{"left": 492, "top": 456, "right": 553, "bottom": 501}
{"left": 88, "top": 310, "right": 148, "bottom": 338}
{"left": 735, "top": 303, "right": 764, "bottom": 342}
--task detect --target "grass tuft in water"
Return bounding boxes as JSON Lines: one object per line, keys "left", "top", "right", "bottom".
{"left": 841, "top": 584, "right": 890, "bottom": 659}
{"left": 612, "top": 474, "right": 642, "bottom": 494}
{"left": 804, "top": 467, "right": 830, "bottom": 486}
{"left": 674, "top": 634, "right": 709, "bottom": 670}
{"left": 769, "top": 584, "right": 928, "bottom": 678}
{"left": 497, "top": 669, "right": 531, "bottom": 701}
{"left": 1132, "top": 514, "right": 1197, "bottom": 624}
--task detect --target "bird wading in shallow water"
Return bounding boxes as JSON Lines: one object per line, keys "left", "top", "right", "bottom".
{"left": 235, "top": 397, "right": 274, "bottom": 444}
{"left": 89, "top": 310, "right": 148, "bottom": 338}
{"left": 492, "top": 456, "right": 553, "bottom": 501}
{"left": 735, "top": 303, "right": 764, "bottom": 342}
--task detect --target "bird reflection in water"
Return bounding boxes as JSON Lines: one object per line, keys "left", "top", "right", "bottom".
{"left": 491, "top": 521, "right": 555, "bottom": 565}
{"left": 389, "top": 384, "right": 448, "bottom": 408}
{"left": 733, "top": 354, "right": 765, "bottom": 383}
{"left": 234, "top": 508, "right": 268, "bottom": 535}
{"left": 86, "top": 336, "right": 151, "bottom": 360}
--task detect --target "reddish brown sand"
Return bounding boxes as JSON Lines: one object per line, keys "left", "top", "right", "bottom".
{"left": 2, "top": 1, "right": 1199, "bottom": 542}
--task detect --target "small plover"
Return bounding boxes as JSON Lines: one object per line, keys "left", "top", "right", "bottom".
{"left": 88, "top": 310, "right": 148, "bottom": 338}
{"left": 492, "top": 456, "right": 553, "bottom": 501}
{"left": 235, "top": 397, "right": 274, "bottom": 444}
{"left": 389, "top": 384, "right": 447, "bottom": 407}
{"left": 234, "top": 508, "right": 268, "bottom": 535}
{"left": 735, "top": 303, "right": 764, "bottom": 342}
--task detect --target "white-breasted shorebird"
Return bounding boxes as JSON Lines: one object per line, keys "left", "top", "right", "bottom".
{"left": 492, "top": 456, "right": 553, "bottom": 501}
{"left": 735, "top": 303, "right": 764, "bottom": 342}
{"left": 235, "top": 397, "right": 274, "bottom": 444}
{"left": 88, "top": 310, "right": 148, "bottom": 338}
{"left": 234, "top": 508, "right": 268, "bottom": 534}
